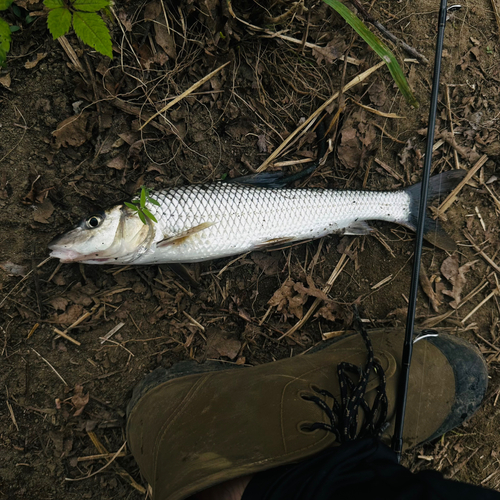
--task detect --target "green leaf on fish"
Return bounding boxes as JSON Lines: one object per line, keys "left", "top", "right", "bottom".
{"left": 142, "top": 207, "right": 158, "bottom": 223}
{"left": 125, "top": 186, "right": 159, "bottom": 225}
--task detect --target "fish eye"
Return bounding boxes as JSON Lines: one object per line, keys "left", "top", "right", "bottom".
{"left": 86, "top": 215, "right": 102, "bottom": 229}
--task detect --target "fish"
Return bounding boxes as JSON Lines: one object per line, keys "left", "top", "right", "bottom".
{"left": 48, "top": 170, "right": 466, "bottom": 265}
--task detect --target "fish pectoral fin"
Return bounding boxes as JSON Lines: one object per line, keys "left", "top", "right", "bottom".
{"left": 343, "top": 221, "right": 373, "bottom": 236}
{"left": 158, "top": 222, "right": 214, "bottom": 247}
{"left": 253, "top": 236, "right": 297, "bottom": 250}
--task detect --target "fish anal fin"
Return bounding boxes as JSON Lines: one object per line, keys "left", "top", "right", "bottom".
{"left": 343, "top": 221, "right": 372, "bottom": 236}
{"left": 253, "top": 236, "right": 296, "bottom": 250}
{"left": 158, "top": 222, "right": 214, "bottom": 247}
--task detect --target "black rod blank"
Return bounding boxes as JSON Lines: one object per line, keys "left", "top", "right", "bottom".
{"left": 391, "top": 0, "right": 460, "bottom": 459}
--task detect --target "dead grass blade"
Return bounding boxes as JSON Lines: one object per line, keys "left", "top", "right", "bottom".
{"left": 31, "top": 348, "right": 68, "bottom": 386}
{"left": 65, "top": 441, "right": 128, "bottom": 483}
{"left": 351, "top": 99, "right": 405, "bottom": 119}
{"left": 139, "top": 62, "right": 231, "bottom": 130}
{"left": 437, "top": 155, "right": 488, "bottom": 214}
{"left": 257, "top": 61, "right": 385, "bottom": 172}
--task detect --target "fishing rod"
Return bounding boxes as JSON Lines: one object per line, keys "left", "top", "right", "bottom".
{"left": 391, "top": 1, "right": 462, "bottom": 460}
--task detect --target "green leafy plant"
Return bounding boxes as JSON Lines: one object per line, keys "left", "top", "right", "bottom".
{"left": 323, "top": 0, "right": 418, "bottom": 108}
{"left": 124, "top": 186, "right": 160, "bottom": 225}
{"left": 43, "top": 0, "right": 113, "bottom": 58}
{"left": 0, "top": 0, "right": 14, "bottom": 66}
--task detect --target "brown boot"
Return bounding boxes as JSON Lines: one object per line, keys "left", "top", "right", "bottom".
{"left": 126, "top": 328, "right": 487, "bottom": 500}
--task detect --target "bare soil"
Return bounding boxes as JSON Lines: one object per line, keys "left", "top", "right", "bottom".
{"left": 1, "top": 0, "right": 499, "bottom": 497}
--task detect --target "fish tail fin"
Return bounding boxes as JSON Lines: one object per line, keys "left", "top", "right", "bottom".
{"left": 404, "top": 169, "right": 466, "bottom": 251}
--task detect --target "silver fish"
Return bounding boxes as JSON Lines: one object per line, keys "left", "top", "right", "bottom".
{"left": 48, "top": 170, "right": 465, "bottom": 265}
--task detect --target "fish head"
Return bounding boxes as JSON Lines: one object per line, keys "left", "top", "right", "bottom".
{"left": 48, "top": 205, "right": 155, "bottom": 264}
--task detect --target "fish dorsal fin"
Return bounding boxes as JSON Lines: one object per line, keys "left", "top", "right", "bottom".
{"left": 226, "top": 172, "right": 287, "bottom": 189}
{"left": 158, "top": 222, "right": 214, "bottom": 247}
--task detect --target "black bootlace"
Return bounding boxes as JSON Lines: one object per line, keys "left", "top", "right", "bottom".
{"left": 302, "top": 308, "right": 389, "bottom": 443}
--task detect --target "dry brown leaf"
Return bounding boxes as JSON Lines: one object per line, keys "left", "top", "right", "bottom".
{"left": 257, "top": 134, "right": 267, "bottom": 153}
{"left": 287, "top": 294, "right": 308, "bottom": 320}
{"left": 144, "top": 1, "right": 161, "bottom": 20}
{"left": 268, "top": 278, "right": 311, "bottom": 320}
{"left": 33, "top": 198, "right": 54, "bottom": 224}
{"left": 155, "top": 24, "right": 176, "bottom": 59}
{"left": 0, "top": 262, "right": 27, "bottom": 276}
{"left": 71, "top": 384, "right": 89, "bottom": 417}
{"left": 54, "top": 304, "right": 83, "bottom": 325}
{"left": 0, "top": 73, "right": 11, "bottom": 89}
{"left": 25, "top": 52, "right": 47, "bottom": 70}
{"left": 268, "top": 278, "right": 295, "bottom": 311}
{"left": 368, "top": 80, "right": 387, "bottom": 107}
{"left": 337, "top": 127, "right": 362, "bottom": 169}
{"left": 293, "top": 277, "right": 330, "bottom": 302}
{"left": 53, "top": 113, "right": 92, "bottom": 148}
{"left": 312, "top": 42, "right": 341, "bottom": 65}
{"left": 49, "top": 297, "right": 69, "bottom": 311}
{"left": 441, "top": 255, "right": 478, "bottom": 308}
{"left": 107, "top": 154, "right": 127, "bottom": 170}
{"left": 206, "top": 329, "right": 241, "bottom": 360}
{"left": 251, "top": 252, "right": 280, "bottom": 276}
{"left": 117, "top": 10, "right": 132, "bottom": 31}
{"left": 419, "top": 265, "right": 441, "bottom": 313}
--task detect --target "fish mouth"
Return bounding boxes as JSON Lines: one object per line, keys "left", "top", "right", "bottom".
{"left": 48, "top": 244, "right": 108, "bottom": 263}
{"left": 48, "top": 233, "right": 112, "bottom": 264}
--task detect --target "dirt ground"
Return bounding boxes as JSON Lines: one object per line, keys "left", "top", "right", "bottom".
{"left": 0, "top": 0, "right": 499, "bottom": 497}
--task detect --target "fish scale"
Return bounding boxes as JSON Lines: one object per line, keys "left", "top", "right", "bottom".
{"left": 136, "top": 183, "right": 411, "bottom": 265}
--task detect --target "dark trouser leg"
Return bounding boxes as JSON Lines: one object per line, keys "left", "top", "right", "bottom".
{"left": 242, "top": 438, "right": 500, "bottom": 500}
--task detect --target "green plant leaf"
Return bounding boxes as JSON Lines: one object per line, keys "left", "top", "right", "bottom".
{"left": 140, "top": 186, "right": 146, "bottom": 207}
{"left": 72, "top": 11, "right": 112, "bottom": 58}
{"left": 0, "top": 0, "right": 14, "bottom": 11}
{"left": 73, "top": 0, "right": 109, "bottom": 12}
{"left": 124, "top": 202, "right": 139, "bottom": 211}
{"left": 138, "top": 211, "right": 147, "bottom": 224}
{"left": 43, "top": 0, "right": 63, "bottom": 8}
{"left": 322, "top": 0, "right": 418, "bottom": 108}
{"left": 0, "top": 16, "right": 11, "bottom": 58}
{"left": 10, "top": 24, "right": 19, "bottom": 31}
{"left": 142, "top": 207, "right": 158, "bottom": 223}
{"left": 11, "top": 4, "right": 21, "bottom": 18}
{"left": 149, "top": 198, "right": 160, "bottom": 206}
{"left": 47, "top": 7, "right": 71, "bottom": 39}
